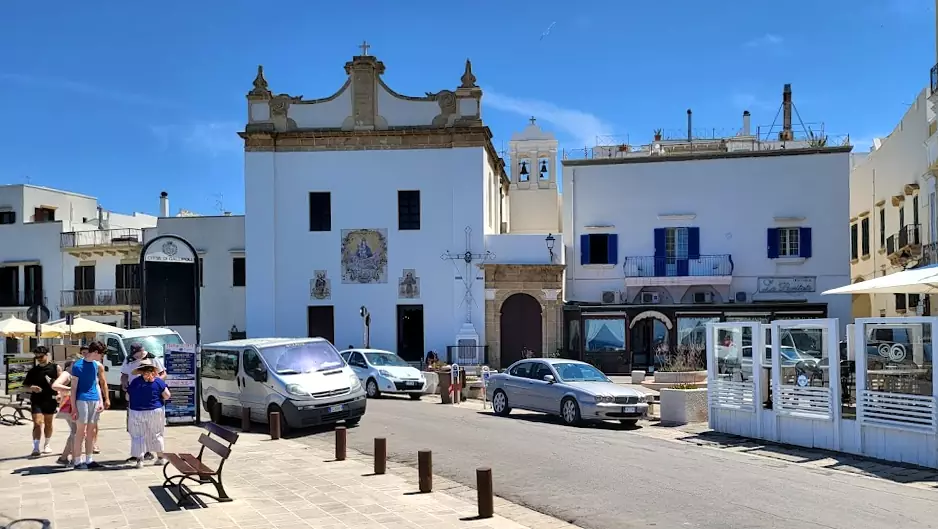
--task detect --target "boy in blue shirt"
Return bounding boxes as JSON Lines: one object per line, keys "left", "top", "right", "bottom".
{"left": 69, "top": 341, "right": 106, "bottom": 469}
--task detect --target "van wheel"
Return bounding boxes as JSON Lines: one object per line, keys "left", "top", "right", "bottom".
{"left": 268, "top": 404, "right": 290, "bottom": 436}
{"left": 366, "top": 378, "right": 381, "bottom": 398}
{"left": 206, "top": 397, "right": 219, "bottom": 423}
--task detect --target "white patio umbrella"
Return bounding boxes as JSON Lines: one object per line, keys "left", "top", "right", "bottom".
{"left": 52, "top": 317, "right": 123, "bottom": 335}
{"left": 0, "top": 316, "right": 64, "bottom": 338}
{"left": 822, "top": 265, "right": 938, "bottom": 295}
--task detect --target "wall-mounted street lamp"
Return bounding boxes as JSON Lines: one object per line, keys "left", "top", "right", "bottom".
{"left": 359, "top": 306, "right": 371, "bottom": 348}
{"left": 545, "top": 233, "right": 556, "bottom": 263}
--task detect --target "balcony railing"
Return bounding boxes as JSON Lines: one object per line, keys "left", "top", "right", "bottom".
{"left": 0, "top": 289, "right": 44, "bottom": 307}
{"left": 60, "top": 288, "right": 140, "bottom": 308}
{"left": 623, "top": 255, "right": 734, "bottom": 278}
{"left": 60, "top": 228, "right": 143, "bottom": 249}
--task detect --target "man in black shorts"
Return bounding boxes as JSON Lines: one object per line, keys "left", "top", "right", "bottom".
{"left": 23, "top": 346, "right": 61, "bottom": 457}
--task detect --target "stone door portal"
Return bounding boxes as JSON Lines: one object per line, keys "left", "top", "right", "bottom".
{"left": 499, "top": 293, "right": 542, "bottom": 368}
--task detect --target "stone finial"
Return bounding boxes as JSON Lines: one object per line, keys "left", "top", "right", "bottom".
{"left": 460, "top": 59, "right": 477, "bottom": 89}
{"left": 248, "top": 65, "right": 272, "bottom": 100}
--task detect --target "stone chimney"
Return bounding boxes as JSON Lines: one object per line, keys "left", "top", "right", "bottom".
{"left": 742, "top": 110, "right": 751, "bottom": 136}
{"left": 159, "top": 191, "right": 169, "bottom": 218}
{"left": 779, "top": 84, "right": 794, "bottom": 141}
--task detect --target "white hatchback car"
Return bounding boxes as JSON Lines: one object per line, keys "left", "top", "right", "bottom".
{"left": 340, "top": 349, "right": 428, "bottom": 399}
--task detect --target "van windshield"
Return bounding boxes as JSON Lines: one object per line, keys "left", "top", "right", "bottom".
{"left": 123, "top": 334, "right": 183, "bottom": 357}
{"left": 261, "top": 342, "right": 345, "bottom": 375}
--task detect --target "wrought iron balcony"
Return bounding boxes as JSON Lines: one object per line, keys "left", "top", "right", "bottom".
{"left": 60, "top": 288, "right": 140, "bottom": 308}
{"left": 0, "top": 289, "right": 44, "bottom": 307}
{"left": 887, "top": 224, "right": 922, "bottom": 256}
{"left": 60, "top": 228, "right": 143, "bottom": 250}
{"left": 623, "top": 254, "right": 734, "bottom": 278}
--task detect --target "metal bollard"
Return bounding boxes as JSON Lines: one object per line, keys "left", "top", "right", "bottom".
{"left": 374, "top": 437, "right": 387, "bottom": 475}
{"left": 212, "top": 401, "right": 222, "bottom": 423}
{"left": 241, "top": 407, "right": 251, "bottom": 432}
{"left": 476, "top": 467, "right": 494, "bottom": 518}
{"left": 269, "top": 412, "right": 281, "bottom": 440}
{"left": 336, "top": 426, "right": 347, "bottom": 461}
{"left": 417, "top": 450, "right": 433, "bottom": 493}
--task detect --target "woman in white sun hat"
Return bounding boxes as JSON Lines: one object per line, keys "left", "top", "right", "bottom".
{"left": 126, "top": 359, "right": 171, "bottom": 468}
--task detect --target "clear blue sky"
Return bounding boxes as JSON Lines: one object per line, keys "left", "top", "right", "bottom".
{"left": 1, "top": 0, "right": 934, "bottom": 216}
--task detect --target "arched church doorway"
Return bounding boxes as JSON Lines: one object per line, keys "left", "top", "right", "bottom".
{"left": 499, "top": 293, "right": 543, "bottom": 368}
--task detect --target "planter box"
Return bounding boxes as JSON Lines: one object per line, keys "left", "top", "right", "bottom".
{"left": 653, "top": 371, "right": 707, "bottom": 384}
{"left": 659, "top": 388, "right": 708, "bottom": 426}
{"left": 630, "top": 370, "right": 646, "bottom": 384}
{"left": 422, "top": 372, "right": 439, "bottom": 395}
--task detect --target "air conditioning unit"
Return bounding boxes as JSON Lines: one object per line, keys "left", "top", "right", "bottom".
{"left": 640, "top": 292, "right": 660, "bottom": 304}
{"left": 601, "top": 291, "right": 618, "bottom": 304}
{"left": 693, "top": 292, "right": 714, "bottom": 304}
{"left": 735, "top": 291, "right": 747, "bottom": 303}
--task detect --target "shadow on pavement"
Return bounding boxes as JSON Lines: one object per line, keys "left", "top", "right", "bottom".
{"left": 474, "top": 411, "right": 642, "bottom": 430}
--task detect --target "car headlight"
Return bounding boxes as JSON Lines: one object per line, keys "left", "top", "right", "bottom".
{"left": 637, "top": 394, "right": 646, "bottom": 403}
{"left": 348, "top": 374, "right": 361, "bottom": 389}
{"left": 285, "top": 383, "right": 308, "bottom": 397}
{"left": 595, "top": 395, "right": 614, "bottom": 404}
{"left": 378, "top": 369, "right": 393, "bottom": 378}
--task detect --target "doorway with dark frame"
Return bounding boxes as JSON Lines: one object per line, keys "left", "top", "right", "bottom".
{"left": 307, "top": 305, "right": 335, "bottom": 345}
{"left": 396, "top": 305, "right": 424, "bottom": 362}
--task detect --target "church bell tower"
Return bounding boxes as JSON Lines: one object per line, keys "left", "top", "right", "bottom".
{"left": 507, "top": 118, "right": 560, "bottom": 234}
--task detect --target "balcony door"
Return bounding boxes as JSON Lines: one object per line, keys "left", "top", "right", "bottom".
{"left": 0, "top": 267, "right": 17, "bottom": 306}
{"left": 115, "top": 264, "right": 140, "bottom": 305}
{"left": 74, "top": 265, "right": 95, "bottom": 305}
{"left": 23, "top": 265, "right": 42, "bottom": 306}
{"left": 665, "top": 228, "right": 689, "bottom": 277}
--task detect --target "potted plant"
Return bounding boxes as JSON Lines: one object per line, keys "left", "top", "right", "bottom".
{"left": 654, "top": 129, "right": 663, "bottom": 141}
{"left": 652, "top": 345, "right": 707, "bottom": 386}
{"left": 654, "top": 345, "right": 709, "bottom": 425}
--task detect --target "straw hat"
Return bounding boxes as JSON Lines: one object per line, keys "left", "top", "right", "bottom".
{"left": 132, "top": 359, "right": 158, "bottom": 376}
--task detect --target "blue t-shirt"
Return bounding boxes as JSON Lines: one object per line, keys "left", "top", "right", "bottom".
{"left": 72, "top": 359, "right": 100, "bottom": 402}
{"left": 128, "top": 377, "right": 167, "bottom": 411}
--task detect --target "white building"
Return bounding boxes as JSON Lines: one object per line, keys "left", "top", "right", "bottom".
{"left": 0, "top": 184, "right": 157, "bottom": 354}
{"left": 238, "top": 48, "right": 562, "bottom": 367}
{"left": 849, "top": 90, "right": 935, "bottom": 319}
{"left": 561, "top": 89, "right": 852, "bottom": 373}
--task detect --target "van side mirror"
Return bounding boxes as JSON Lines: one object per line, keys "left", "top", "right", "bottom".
{"left": 251, "top": 369, "right": 268, "bottom": 383}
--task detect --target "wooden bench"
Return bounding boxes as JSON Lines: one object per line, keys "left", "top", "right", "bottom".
{"left": 0, "top": 394, "right": 31, "bottom": 426}
{"left": 161, "top": 422, "right": 239, "bottom": 507}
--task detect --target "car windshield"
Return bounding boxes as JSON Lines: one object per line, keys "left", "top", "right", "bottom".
{"left": 123, "top": 333, "right": 183, "bottom": 357}
{"left": 554, "top": 363, "right": 610, "bottom": 383}
{"left": 261, "top": 341, "right": 345, "bottom": 374}
{"left": 780, "top": 347, "right": 808, "bottom": 361}
{"left": 365, "top": 352, "right": 410, "bottom": 367}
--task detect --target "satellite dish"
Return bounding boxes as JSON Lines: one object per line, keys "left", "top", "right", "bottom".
{"left": 27, "top": 304, "right": 51, "bottom": 325}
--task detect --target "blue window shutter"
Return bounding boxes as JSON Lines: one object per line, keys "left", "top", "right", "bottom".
{"left": 580, "top": 234, "right": 591, "bottom": 265}
{"left": 687, "top": 227, "right": 700, "bottom": 260}
{"left": 654, "top": 228, "right": 666, "bottom": 257}
{"left": 767, "top": 228, "right": 780, "bottom": 259}
{"left": 799, "top": 227, "right": 812, "bottom": 258}
{"left": 607, "top": 234, "right": 618, "bottom": 265}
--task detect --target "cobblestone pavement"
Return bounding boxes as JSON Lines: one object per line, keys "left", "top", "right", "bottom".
{"left": 0, "top": 410, "right": 580, "bottom": 529}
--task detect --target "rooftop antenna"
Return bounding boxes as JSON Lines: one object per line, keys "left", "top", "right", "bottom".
{"left": 212, "top": 193, "right": 225, "bottom": 215}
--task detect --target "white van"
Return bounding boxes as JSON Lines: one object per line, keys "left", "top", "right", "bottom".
{"left": 200, "top": 337, "right": 366, "bottom": 433}
{"left": 98, "top": 327, "right": 184, "bottom": 401}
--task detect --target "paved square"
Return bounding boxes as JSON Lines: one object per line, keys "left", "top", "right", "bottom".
{"left": 0, "top": 410, "right": 578, "bottom": 529}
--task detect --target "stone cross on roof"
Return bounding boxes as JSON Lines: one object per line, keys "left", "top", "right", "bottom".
{"left": 359, "top": 41, "right": 371, "bottom": 56}
{"left": 529, "top": 116, "right": 537, "bottom": 125}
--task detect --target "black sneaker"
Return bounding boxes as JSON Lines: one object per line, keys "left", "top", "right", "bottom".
{"left": 86, "top": 461, "right": 103, "bottom": 469}
{"left": 143, "top": 452, "right": 154, "bottom": 461}
{"left": 125, "top": 456, "right": 139, "bottom": 463}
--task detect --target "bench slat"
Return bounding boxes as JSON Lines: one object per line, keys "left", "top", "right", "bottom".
{"left": 204, "top": 422, "right": 239, "bottom": 444}
{"left": 180, "top": 453, "right": 216, "bottom": 476}
{"left": 165, "top": 453, "right": 198, "bottom": 475}
{"left": 198, "top": 433, "right": 231, "bottom": 459}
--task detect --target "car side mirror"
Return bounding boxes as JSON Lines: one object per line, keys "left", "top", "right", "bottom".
{"left": 252, "top": 369, "right": 268, "bottom": 383}
{"left": 543, "top": 374, "right": 555, "bottom": 383}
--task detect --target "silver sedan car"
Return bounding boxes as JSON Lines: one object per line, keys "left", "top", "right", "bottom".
{"left": 485, "top": 358, "right": 649, "bottom": 426}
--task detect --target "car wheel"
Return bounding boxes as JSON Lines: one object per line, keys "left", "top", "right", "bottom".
{"left": 366, "top": 378, "right": 381, "bottom": 398}
{"left": 619, "top": 419, "right": 639, "bottom": 428}
{"left": 267, "top": 404, "right": 291, "bottom": 436}
{"left": 409, "top": 394, "right": 422, "bottom": 400}
{"left": 492, "top": 390, "right": 511, "bottom": 416}
{"left": 561, "top": 398, "right": 582, "bottom": 426}
{"left": 345, "top": 417, "right": 362, "bottom": 427}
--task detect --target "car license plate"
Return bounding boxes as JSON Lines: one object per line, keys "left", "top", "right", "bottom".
{"left": 407, "top": 382, "right": 420, "bottom": 388}
{"left": 622, "top": 406, "right": 636, "bottom": 414}
{"left": 328, "top": 405, "right": 344, "bottom": 413}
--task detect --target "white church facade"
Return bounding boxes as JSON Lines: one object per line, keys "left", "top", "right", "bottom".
{"left": 238, "top": 47, "right": 563, "bottom": 367}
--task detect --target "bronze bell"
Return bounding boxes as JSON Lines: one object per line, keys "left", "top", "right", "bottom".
{"left": 539, "top": 160, "right": 548, "bottom": 175}
{"left": 519, "top": 161, "right": 529, "bottom": 175}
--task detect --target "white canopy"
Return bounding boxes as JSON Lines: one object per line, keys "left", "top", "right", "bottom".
{"left": 0, "top": 316, "right": 64, "bottom": 338}
{"left": 822, "top": 265, "right": 938, "bottom": 295}
{"left": 52, "top": 317, "right": 123, "bottom": 335}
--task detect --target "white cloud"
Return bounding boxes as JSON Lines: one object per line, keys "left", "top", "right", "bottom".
{"left": 0, "top": 73, "right": 180, "bottom": 108}
{"left": 744, "top": 33, "right": 783, "bottom": 48}
{"left": 730, "top": 92, "right": 775, "bottom": 111}
{"left": 150, "top": 121, "right": 241, "bottom": 156}
{"left": 484, "top": 88, "right": 613, "bottom": 146}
